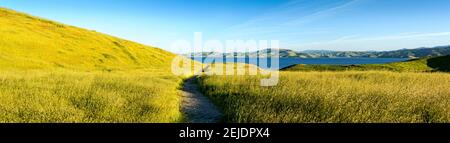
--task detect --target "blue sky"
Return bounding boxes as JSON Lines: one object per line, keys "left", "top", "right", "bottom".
{"left": 1, "top": 0, "right": 450, "bottom": 53}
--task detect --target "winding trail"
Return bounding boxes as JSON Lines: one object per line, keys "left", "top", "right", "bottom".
{"left": 181, "top": 76, "right": 222, "bottom": 123}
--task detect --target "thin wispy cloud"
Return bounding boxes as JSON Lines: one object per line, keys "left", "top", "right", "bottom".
{"left": 362, "top": 32, "right": 450, "bottom": 41}
{"left": 218, "top": 0, "right": 360, "bottom": 39}
{"left": 281, "top": 0, "right": 360, "bottom": 26}
{"left": 212, "top": 0, "right": 450, "bottom": 52}
{"left": 293, "top": 32, "right": 450, "bottom": 51}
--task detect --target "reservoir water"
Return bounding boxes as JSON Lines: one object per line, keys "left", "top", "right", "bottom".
{"left": 192, "top": 57, "right": 408, "bottom": 69}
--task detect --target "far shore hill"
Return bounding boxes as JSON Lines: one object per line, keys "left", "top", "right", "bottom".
{"left": 185, "top": 45, "right": 450, "bottom": 59}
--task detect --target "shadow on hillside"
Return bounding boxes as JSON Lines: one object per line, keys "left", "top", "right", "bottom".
{"left": 427, "top": 55, "right": 450, "bottom": 72}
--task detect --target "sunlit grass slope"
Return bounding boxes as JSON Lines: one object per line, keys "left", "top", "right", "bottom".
{"left": 199, "top": 71, "right": 450, "bottom": 123}
{"left": 0, "top": 71, "right": 182, "bottom": 123}
{"left": 282, "top": 55, "right": 450, "bottom": 72}
{"left": 0, "top": 8, "right": 186, "bottom": 122}
{"left": 0, "top": 7, "right": 174, "bottom": 71}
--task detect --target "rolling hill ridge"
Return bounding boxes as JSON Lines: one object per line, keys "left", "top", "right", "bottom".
{"left": 282, "top": 55, "right": 450, "bottom": 72}
{"left": 0, "top": 7, "right": 175, "bottom": 71}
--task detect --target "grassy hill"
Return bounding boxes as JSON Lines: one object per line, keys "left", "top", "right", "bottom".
{"left": 0, "top": 7, "right": 175, "bottom": 71}
{"left": 282, "top": 55, "right": 450, "bottom": 72}
{"left": 0, "top": 8, "right": 188, "bottom": 123}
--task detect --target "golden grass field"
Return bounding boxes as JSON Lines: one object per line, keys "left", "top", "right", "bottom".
{"left": 1, "top": 7, "right": 450, "bottom": 123}
{"left": 0, "top": 70, "right": 183, "bottom": 123}
{"left": 199, "top": 71, "right": 450, "bottom": 123}
{"left": 0, "top": 8, "right": 194, "bottom": 122}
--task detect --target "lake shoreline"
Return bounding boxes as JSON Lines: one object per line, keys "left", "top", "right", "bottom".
{"left": 191, "top": 57, "right": 409, "bottom": 69}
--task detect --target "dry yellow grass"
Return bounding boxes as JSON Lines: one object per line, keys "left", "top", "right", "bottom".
{"left": 199, "top": 71, "right": 450, "bottom": 123}
{"left": 0, "top": 8, "right": 192, "bottom": 122}
{"left": 0, "top": 70, "right": 183, "bottom": 123}
{"left": 3, "top": 7, "right": 449, "bottom": 123}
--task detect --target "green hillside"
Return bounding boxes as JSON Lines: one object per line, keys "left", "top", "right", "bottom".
{"left": 282, "top": 55, "right": 450, "bottom": 72}
{"left": 0, "top": 8, "right": 188, "bottom": 123}
{"left": 0, "top": 7, "right": 174, "bottom": 71}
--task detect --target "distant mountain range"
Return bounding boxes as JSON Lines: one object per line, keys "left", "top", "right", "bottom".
{"left": 185, "top": 45, "right": 450, "bottom": 58}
